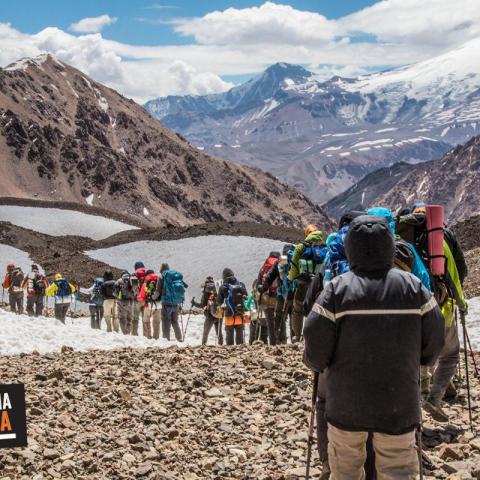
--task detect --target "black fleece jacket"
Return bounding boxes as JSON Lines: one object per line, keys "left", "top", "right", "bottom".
{"left": 304, "top": 216, "right": 445, "bottom": 435}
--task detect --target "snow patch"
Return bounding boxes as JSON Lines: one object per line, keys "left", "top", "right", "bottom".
{"left": 85, "top": 194, "right": 94, "bottom": 206}
{"left": 143, "top": 207, "right": 150, "bottom": 216}
{"left": 0, "top": 244, "right": 43, "bottom": 277}
{"left": 0, "top": 206, "right": 137, "bottom": 240}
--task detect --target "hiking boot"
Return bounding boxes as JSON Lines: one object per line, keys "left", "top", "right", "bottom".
{"left": 443, "top": 380, "right": 458, "bottom": 400}
{"left": 424, "top": 399, "right": 449, "bottom": 422}
{"left": 319, "top": 459, "right": 331, "bottom": 480}
{"left": 291, "top": 336, "right": 299, "bottom": 344}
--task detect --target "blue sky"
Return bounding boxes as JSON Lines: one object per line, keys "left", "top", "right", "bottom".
{"left": 0, "top": 1, "right": 378, "bottom": 46}
{"left": 0, "top": 0, "right": 478, "bottom": 102}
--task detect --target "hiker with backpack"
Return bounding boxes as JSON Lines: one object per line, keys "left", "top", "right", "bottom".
{"left": 193, "top": 276, "right": 224, "bottom": 345}
{"left": 288, "top": 225, "right": 326, "bottom": 342}
{"left": 2, "top": 264, "right": 25, "bottom": 314}
{"left": 83, "top": 277, "right": 104, "bottom": 329}
{"left": 131, "top": 261, "right": 146, "bottom": 336}
{"left": 304, "top": 215, "right": 445, "bottom": 479}
{"left": 397, "top": 204, "right": 468, "bottom": 422}
{"left": 138, "top": 269, "right": 160, "bottom": 339}
{"left": 45, "top": 273, "right": 76, "bottom": 323}
{"left": 217, "top": 268, "right": 248, "bottom": 346}
{"left": 260, "top": 244, "right": 296, "bottom": 344}
{"left": 101, "top": 270, "right": 119, "bottom": 333}
{"left": 152, "top": 263, "right": 186, "bottom": 342}
{"left": 22, "top": 264, "right": 48, "bottom": 317}
{"left": 114, "top": 271, "right": 135, "bottom": 335}
{"left": 256, "top": 251, "right": 281, "bottom": 345}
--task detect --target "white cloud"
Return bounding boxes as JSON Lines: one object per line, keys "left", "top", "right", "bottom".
{"left": 69, "top": 14, "right": 117, "bottom": 34}
{"left": 340, "top": 0, "right": 480, "bottom": 48}
{"left": 2, "top": 1, "right": 480, "bottom": 103}
{"left": 174, "top": 2, "right": 340, "bottom": 46}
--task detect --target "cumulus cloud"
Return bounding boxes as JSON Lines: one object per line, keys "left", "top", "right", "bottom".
{"left": 340, "top": 0, "right": 480, "bottom": 47}
{"left": 69, "top": 14, "right": 117, "bottom": 34}
{"left": 2, "top": 1, "right": 480, "bottom": 103}
{"left": 174, "top": 2, "right": 340, "bottom": 46}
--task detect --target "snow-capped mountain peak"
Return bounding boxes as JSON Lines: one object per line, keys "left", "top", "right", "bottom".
{"left": 145, "top": 39, "right": 480, "bottom": 204}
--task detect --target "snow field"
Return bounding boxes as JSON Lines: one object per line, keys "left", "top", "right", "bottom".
{"left": 0, "top": 244, "right": 44, "bottom": 276}
{"left": 86, "top": 235, "right": 286, "bottom": 302}
{"left": 0, "top": 205, "right": 138, "bottom": 240}
{"left": 0, "top": 309, "right": 209, "bottom": 356}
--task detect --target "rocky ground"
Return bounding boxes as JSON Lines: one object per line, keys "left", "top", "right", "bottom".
{"left": 0, "top": 344, "right": 478, "bottom": 479}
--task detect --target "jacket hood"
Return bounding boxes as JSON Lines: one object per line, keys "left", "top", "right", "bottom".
{"left": 305, "top": 230, "right": 323, "bottom": 243}
{"left": 345, "top": 215, "right": 394, "bottom": 274}
{"left": 367, "top": 207, "right": 396, "bottom": 234}
{"left": 222, "top": 268, "right": 235, "bottom": 281}
{"left": 338, "top": 210, "right": 365, "bottom": 229}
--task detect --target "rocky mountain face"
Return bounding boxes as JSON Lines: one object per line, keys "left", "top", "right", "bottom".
{"left": 0, "top": 55, "right": 331, "bottom": 230}
{"left": 145, "top": 39, "right": 480, "bottom": 204}
{"left": 325, "top": 136, "right": 480, "bottom": 223}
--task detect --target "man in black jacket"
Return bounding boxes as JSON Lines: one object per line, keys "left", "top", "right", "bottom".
{"left": 304, "top": 215, "right": 444, "bottom": 478}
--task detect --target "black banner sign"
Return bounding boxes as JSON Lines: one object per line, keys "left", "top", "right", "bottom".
{"left": 0, "top": 384, "right": 27, "bottom": 448}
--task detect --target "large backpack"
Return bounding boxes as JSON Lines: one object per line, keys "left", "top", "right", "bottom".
{"left": 143, "top": 274, "right": 158, "bottom": 302}
{"left": 207, "top": 292, "right": 223, "bottom": 319}
{"left": 55, "top": 279, "right": 72, "bottom": 298}
{"left": 117, "top": 275, "right": 133, "bottom": 301}
{"left": 161, "top": 270, "right": 185, "bottom": 306}
{"left": 226, "top": 282, "right": 245, "bottom": 316}
{"left": 33, "top": 273, "right": 46, "bottom": 296}
{"left": 91, "top": 277, "right": 105, "bottom": 305}
{"left": 259, "top": 256, "right": 278, "bottom": 296}
{"left": 300, "top": 241, "right": 327, "bottom": 275}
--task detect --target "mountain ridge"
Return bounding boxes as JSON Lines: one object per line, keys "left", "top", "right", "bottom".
{"left": 145, "top": 38, "right": 480, "bottom": 203}
{"left": 0, "top": 54, "right": 333, "bottom": 230}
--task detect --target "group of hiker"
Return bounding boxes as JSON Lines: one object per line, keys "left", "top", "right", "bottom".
{"left": 299, "top": 204, "right": 470, "bottom": 479}
{"left": 83, "top": 262, "right": 187, "bottom": 342}
{"left": 1, "top": 264, "right": 76, "bottom": 322}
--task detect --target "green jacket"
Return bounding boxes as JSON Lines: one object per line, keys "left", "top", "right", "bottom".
{"left": 288, "top": 230, "right": 324, "bottom": 281}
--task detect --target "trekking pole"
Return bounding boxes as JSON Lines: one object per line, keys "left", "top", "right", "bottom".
{"left": 306, "top": 371, "right": 320, "bottom": 480}
{"left": 465, "top": 327, "right": 479, "bottom": 378}
{"left": 459, "top": 310, "right": 474, "bottom": 432}
{"left": 182, "top": 299, "right": 194, "bottom": 341}
{"left": 417, "top": 369, "right": 424, "bottom": 480}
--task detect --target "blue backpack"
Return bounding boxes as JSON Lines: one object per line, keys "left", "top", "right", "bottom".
{"left": 91, "top": 277, "right": 105, "bottom": 306}
{"left": 161, "top": 270, "right": 185, "bottom": 306}
{"left": 56, "top": 279, "right": 72, "bottom": 298}
{"left": 304, "top": 244, "right": 327, "bottom": 265}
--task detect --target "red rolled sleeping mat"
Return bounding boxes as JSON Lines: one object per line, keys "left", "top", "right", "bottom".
{"left": 425, "top": 205, "right": 445, "bottom": 276}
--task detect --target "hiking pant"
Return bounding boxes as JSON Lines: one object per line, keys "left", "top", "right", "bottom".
{"left": 54, "top": 303, "right": 70, "bottom": 323}
{"left": 103, "top": 299, "right": 118, "bottom": 333}
{"left": 202, "top": 314, "right": 223, "bottom": 345}
{"left": 89, "top": 305, "right": 103, "bottom": 329}
{"left": 143, "top": 304, "right": 161, "bottom": 339}
{"left": 291, "top": 277, "right": 311, "bottom": 340}
{"left": 249, "top": 320, "right": 268, "bottom": 344}
{"left": 132, "top": 302, "right": 143, "bottom": 336}
{"left": 117, "top": 300, "right": 133, "bottom": 335}
{"left": 428, "top": 323, "right": 460, "bottom": 404}
{"left": 274, "top": 295, "right": 289, "bottom": 344}
{"left": 26, "top": 294, "right": 43, "bottom": 317}
{"left": 327, "top": 424, "right": 418, "bottom": 480}
{"left": 161, "top": 305, "right": 182, "bottom": 341}
{"left": 316, "top": 372, "right": 328, "bottom": 462}
{"left": 226, "top": 325, "right": 245, "bottom": 345}
{"left": 9, "top": 293, "right": 23, "bottom": 314}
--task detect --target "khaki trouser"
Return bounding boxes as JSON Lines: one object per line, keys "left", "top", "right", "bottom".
{"left": 328, "top": 424, "right": 419, "bottom": 480}
{"left": 143, "top": 304, "right": 161, "bottom": 339}
{"left": 103, "top": 299, "right": 119, "bottom": 333}
{"left": 117, "top": 300, "right": 133, "bottom": 334}
{"left": 132, "top": 302, "right": 143, "bottom": 336}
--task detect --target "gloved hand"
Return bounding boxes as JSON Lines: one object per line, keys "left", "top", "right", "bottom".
{"left": 459, "top": 301, "right": 468, "bottom": 315}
